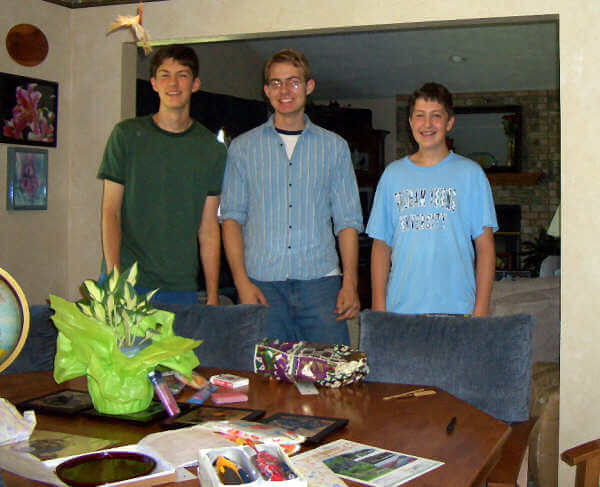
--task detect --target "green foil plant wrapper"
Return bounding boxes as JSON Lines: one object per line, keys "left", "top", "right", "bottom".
{"left": 49, "top": 263, "right": 201, "bottom": 415}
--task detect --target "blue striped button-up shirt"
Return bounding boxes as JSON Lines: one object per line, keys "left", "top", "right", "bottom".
{"left": 220, "top": 115, "right": 363, "bottom": 281}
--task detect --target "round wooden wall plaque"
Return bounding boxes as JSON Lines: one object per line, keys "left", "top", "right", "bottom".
{"left": 6, "top": 24, "right": 49, "bottom": 67}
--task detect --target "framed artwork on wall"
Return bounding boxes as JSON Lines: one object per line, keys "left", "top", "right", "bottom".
{"left": 0, "top": 73, "right": 58, "bottom": 147}
{"left": 6, "top": 147, "right": 48, "bottom": 210}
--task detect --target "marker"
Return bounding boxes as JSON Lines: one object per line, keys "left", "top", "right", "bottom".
{"left": 446, "top": 416, "right": 457, "bottom": 434}
{"left": 188, "top": 385, "right": 216, "bottom": 405}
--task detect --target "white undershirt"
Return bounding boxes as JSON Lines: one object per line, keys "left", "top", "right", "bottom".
{"left": 277, "top": 130, "right": 341, "bottom": 277}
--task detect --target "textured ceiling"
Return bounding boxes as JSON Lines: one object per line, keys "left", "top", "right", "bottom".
{"left": 240, "top": 21, "right": 559, "bottom": 98}
{"left": 137, "top": 20, "right": 558, "bottom": 99}
{"left": 41, "top": 0, "right": 165, "bottom": 8}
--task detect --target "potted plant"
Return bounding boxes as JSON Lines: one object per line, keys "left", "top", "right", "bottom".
{"left": 49, "top": 263, "right": 200, "bottom": 415}
{"left": 521, "top": 227, "right": 560, "bottom": 276}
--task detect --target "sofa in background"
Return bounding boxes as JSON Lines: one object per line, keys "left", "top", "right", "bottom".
{"left": 489, "top": 276, "right": 560, "bottom": 487}
{"left": 3, "top": 302, "right": 267, "bottom": 375}
{"left": 349, "top": 276, "right": 560, "bottom": 487}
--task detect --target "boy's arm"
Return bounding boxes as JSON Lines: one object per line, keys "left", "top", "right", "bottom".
{"left": 101, "top": 179, "right": 124, "bottom": 273}
{"left": 473, "top": 227, "right": 496, "bottom": 317}
{"left": 198, "top": 195, "right": 221, "bottom": 306}
{"left": 371, "top": 239, "right": 391, "bottom": 312}
{"left": 335, "top": 227, "right": 360, "bottom": 321}
{"left": 221, "top": 219, "right": 267, "bottom": 305}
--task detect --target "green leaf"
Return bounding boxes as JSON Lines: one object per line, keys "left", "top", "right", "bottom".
{"left": 144, "top": 288, "right": 159, "bottom": 304}
{"left": 83, "top": 280, "right": 104, "bottom": 302}
{"left": 105, "top": 293, "right": 116, "bottom": 317}
{"left": 125, "top": 262, "right": 138, "bottom": 287}
{"left": 107, "top": 267, "right": 120, "bottom": 293}
{"left": 123, "top": 282, "right": 137, "bottom": 309}
{"left": 91, "top": 300, "right": 106, "bottom": 323}
{"left": 77, "top": 302, "right": 93, "bottom": 317}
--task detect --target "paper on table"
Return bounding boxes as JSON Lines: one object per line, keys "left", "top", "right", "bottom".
{"left": 137, "top": 425, "right": 235, "bottom": 468}
{"left": 293, "top": 439, "right": 443, "bottom": 487}
{"left": 292, "top": 446, "right": 348, "bottom": 487}
{"left": 0, "top": 447, "right": 62, "bottom": 486}
{"left": 0, "top": 443, "right": 176, "bottom": 487}
{"left": 0, "top": 398, "right": 36, "bottom": 446}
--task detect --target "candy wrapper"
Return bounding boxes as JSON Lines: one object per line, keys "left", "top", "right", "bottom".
{"left": 253, "top": 339, "right": 369, "bottom": 388}
{"left": 0, "top": 398, "right": 36, "bottom": 446}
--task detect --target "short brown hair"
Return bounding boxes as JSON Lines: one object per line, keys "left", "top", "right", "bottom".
{"left": 150, "top": 45, "right": 199, "bottom": 79}
{"left": 408, "top": 82, "right": 454, "bottom": 118}
{"left": 264, "top": 49, "right": 312, "bottom": 84}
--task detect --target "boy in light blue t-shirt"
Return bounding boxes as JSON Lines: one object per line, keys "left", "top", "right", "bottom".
{"left": 366, "top": 82, "right": 498, "bottom": 316}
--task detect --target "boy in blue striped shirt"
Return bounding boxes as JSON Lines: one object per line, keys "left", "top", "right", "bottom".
{"left": 220, "top": 49, "right": 363, "bottom": 344}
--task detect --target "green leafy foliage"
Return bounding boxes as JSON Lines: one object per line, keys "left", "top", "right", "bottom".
{"left": 49, "top": 263, "right": 202, "bottom": 414}
{"left": 521, "top": 227, "right": 560, "bottom": 276}
{"left": 77, "top": 263, "right": 160, "bottom": 347}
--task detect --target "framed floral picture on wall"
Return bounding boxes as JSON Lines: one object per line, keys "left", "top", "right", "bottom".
{"left": 0, "top": 73, "right": 58, "bottom": 147}
{"left": 6, "top": 147, "right": 48, "bottom": 210}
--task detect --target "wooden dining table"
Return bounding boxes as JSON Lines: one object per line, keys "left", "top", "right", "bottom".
{"left": 0, "top": 368, "right": 513, "bottom": 487}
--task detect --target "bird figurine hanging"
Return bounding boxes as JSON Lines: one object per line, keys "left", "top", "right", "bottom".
{"left": 107, "top": 1, "right": 152, "bottom": 55}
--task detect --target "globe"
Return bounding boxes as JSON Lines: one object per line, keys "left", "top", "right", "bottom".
{"left": 0, "top": 268, "right": 29, "bottom": 373}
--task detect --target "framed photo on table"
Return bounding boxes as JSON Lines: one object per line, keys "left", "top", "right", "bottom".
{"left": 0, "top": 73, "right": 58, "bottom": 147}
{"left": 82, "top": 400, "right": 168, "bottom": 424}
{"left": 17, "top": 390, "right": 93, "bottom": 415}
{"left": 6, "top": 147, "right": 48, "bottom": 210}
{"left": 260, "top": 413, "right": 348, "bottom": 443}
{"left": 162, "top": 404, "right": 265, "bottom": 429}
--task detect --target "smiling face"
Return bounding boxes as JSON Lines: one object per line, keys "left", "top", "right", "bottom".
{"left": 150, "top": 57, "right": 200, "bottom": 112}
{"left": 264, "top": 61, "right": 315, "bottom": 129}
{"left": 409, "top": 98, "right": 455, "bottom": 152}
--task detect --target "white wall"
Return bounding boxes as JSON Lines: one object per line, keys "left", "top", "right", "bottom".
{"left": 1, "top": 0, "right": 72, "bottom": 303}
{"left": 3, "top": 2, "right": 598, "bottom": 484}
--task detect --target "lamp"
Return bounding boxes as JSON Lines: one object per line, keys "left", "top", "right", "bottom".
{"left": 547, "top": 205, "right": 560, "bottom": 237}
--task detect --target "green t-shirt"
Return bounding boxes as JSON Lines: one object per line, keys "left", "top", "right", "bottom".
{"left": 98, "top": 115, "right": 226, "bottom": 291}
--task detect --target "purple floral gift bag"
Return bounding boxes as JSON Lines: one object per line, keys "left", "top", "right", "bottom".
{"left": 253, "top": 339, "right": 369, "bottom": 388}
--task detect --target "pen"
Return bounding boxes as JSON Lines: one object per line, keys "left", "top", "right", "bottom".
{"left": 446, "top": 416, "right": 457, "bottom": 434}
{"left": 383, "top": 389, "right": 436, "bottom": 400}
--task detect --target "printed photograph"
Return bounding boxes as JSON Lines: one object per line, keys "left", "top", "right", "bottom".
{"left": 323, "top": 447, "right": 417, "bottom": 482}
{"left": 83, "top": 400, "right": 167, "bottom": 423}
{"left": 0, "top": 72, "right": 58, "bottom": 147}
{"left": 163, "top": 405, "right": 264, "bottom": 428}
{"left": 18, "top": 390, "right": 93, "bottom": 415}
{"left": 261, "top": 413, "right": 348, "bottom": 443}
{"left": 6, "top": 147, "right": 48, "bottom": 210}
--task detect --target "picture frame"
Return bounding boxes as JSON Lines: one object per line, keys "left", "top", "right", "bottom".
{"left": 82, "top": 400, "right": 169, "bottom": 424}
{"left": 0, "top": 73, "right": 58, "bottom": 147}
{"left": 260, "top": 413, "right": 348, "bottom": 443}
{"left": 17, "top": 390, "right": 93, "bottom": 415}
{"left": 161, "top": 404, "right": 265, "bottom": 429}
{"left": 6, "top": 147, "right": 48, "bottom": 210}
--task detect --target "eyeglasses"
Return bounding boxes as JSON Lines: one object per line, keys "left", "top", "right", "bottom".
{"left": 267, "top": 77, "right": 304, "bottom": 90}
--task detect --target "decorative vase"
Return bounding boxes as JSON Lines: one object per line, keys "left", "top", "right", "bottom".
{"left": 87, "top": 368, "right": 154, "bottom": 415}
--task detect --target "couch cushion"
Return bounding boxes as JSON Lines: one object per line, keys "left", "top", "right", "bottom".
{"left": 490, "top": 277, "right": 560, "bottom": 363}
{"left": 359, "top": 311, "right": 534, "bottom": 423}
{"left": 3, "top": 305, "right": 57, "bottom": 374}
{"left": 154, "top": 303, "right": 268, "bottom": 371}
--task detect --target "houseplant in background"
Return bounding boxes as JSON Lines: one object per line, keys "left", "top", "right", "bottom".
{"left": 521, "top": 227, "right": 561, "bottom": 276}
{"left": 501, "top": 112, "right": 520, "bottom": 167}
{"left": 49, "top": 263, "right": 200, "bottom": 414}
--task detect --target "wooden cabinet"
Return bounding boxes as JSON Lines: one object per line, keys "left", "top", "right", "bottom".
{"left": 308, "top": 104, "right": 389, "bottom": 309}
